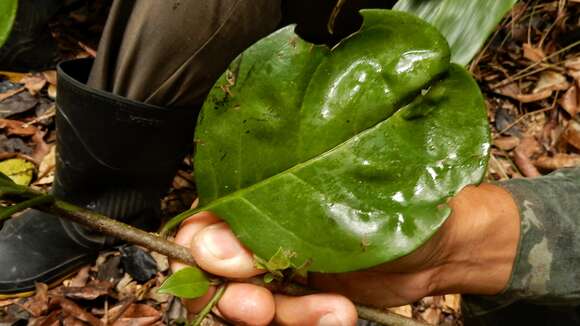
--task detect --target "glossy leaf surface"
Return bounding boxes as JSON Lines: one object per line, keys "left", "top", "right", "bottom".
{"left": 191, "top": 10, "right": 490, "bottom": 273}
{"left": 0, "top": 0, "right": 17, "bottom": 48}
{"left": 394, "top": 0, "right": 517, "bottom": 65}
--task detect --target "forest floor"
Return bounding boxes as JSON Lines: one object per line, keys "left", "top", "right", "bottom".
{"left": 0, "top": 0, "right": 579, "bottom": 325}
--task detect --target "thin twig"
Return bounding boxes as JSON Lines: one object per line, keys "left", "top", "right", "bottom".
{"left": 496, "top": 105, "right": 556, "bottom": 135}
{"left": 493, "top": 39, "right": 580, "bottom": 89}
{"left": 22, "top": 105, "right": 56, "bottom": 128}
{"left": 191, "top": 284, "right": 227, "bottom": 326}
{"left": 327, "top": 0, "right": 346, "bottom": 34}
{"left": 0, "top": 87, "right": 25, "bottom": 102}
{"left": 490, "top": 154, "right": 510, "bottom": 181}
{"left": 35, "top": 200, "right": 426, "bottom": 326}
{"left": 48, "top": 200, "right": 197, "bottom": 265}
{"left": 357, "top": 306, "right": 425, "bottom": 326}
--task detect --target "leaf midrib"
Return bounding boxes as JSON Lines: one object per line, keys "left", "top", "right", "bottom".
{"left": 202, "top": 80, "right": 440, "bottom": 218}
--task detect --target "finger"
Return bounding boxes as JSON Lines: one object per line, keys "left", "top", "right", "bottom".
{"left": 191, "top": 222, "right": 263, "bottom": 278}
{"left": 182, "top": 285, "right": 217, "bottom": 313}
{"left": 171, "top": 211, "right": 221, "bottom": 272}
{"left": 274, "top": 293, "right": 357, "bottom": 326}
{"left": 182, "top": 283, "right": 275, "bottom": 326}
{"left": 215, "top": 283, "right": 276, "bottom": 326}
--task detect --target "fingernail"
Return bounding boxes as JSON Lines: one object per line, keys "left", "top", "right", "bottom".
{"left": 201, "top": 224, "right": 243, "bottom": 260}
{"left": 318, "top": 313, "right": 344, "bottom": 326}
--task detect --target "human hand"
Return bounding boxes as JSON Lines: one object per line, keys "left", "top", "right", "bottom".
{"left": 170, "top": 184, "right": 520, "bottom": 326}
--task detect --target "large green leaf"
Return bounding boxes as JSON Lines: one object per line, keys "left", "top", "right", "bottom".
{"left": 0, "top": 0, "right": 17, "bottom": 48}
{"left": 184, "top": 10, "right": 489, "bottom": 273}
{"left": 394, "top": 0, "right": 517, "bottom": 65}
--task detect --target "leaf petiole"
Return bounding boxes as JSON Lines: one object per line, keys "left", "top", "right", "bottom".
{"left": 160, "top": 207, "right": 203, "bottom": 237}
{"left": 191, "top": 284, "right": 227, "bottom": 326}
{"left": 0, "top": 194, "right": 54, "bottom": 221}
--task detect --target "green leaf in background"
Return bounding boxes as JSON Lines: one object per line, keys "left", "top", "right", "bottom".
{"left": 158, "top": 266, "right": 210, "bottom": 299}
{"left": 0, "top": 170, "right": 32, "bottom": 197}
{"left": 0, "top": 158, "right": 35, "bottom": 186}
{"left": 394, "top": 0, "right": 517, "bottom": 65}
{"left": 0, "top": 0, "right": 17, "bottom": 48}
{"left": 170, "top": 10, "right": 490, "bottom": 273}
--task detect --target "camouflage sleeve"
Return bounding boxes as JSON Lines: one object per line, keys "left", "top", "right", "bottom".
{"left": 463, "top": 167, "right": 580, "bottom": 315}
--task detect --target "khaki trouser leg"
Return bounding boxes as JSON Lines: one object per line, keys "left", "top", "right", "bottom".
{"left": 88, "top": 0, "right": 282, "bottom": 108}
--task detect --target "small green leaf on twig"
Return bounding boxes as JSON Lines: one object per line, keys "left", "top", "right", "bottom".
{"left": 263, "top": 273, "right": 275, "bottom": 284}
{"left": 158, "top": 266, "right": 210, "bottom": 299}
{"left": 254, "top": 247, "right": 297, "bottom": 281}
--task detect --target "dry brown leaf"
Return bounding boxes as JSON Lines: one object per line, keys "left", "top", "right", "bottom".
{"left": 57, "top": 280, "right": 112, "bottom": 300}
{"left": 112, "top": 304, "right": 161, "bottom": 326}
{"left": 20, "top": 75, "right": 47, "bottom": 96}
{"left": 21, "top": 283, "right": 49, "bottom": 317}
{"left": 116, "top": 274, "right": 148, "bottom": 300}
{"left": 388, "top": 305, "right": 413, "bottom": 318}
{"left": 77, "top": 41, "right": 97, "bottom": 57}
{"left": 42, "top": 71, "right": 57, "bottom": 85}
{"left": 523, "top": 43, "right": 545, "bottom": 62}
{"left": 51, "top": 296, "right": 102, "bottom": 326}
{"left": 518, "top": 135, "right": 542, "bottom": 157}
{"left": 104, "top": 298, "right": 135, "bottom": 325}
{"left": 31, "top": 130, "right": 50, "bottom": 164}
{"left": 68, "top": 266, "right": 91, "bottom": 288}
{"left": 150, "top": 251, "right": 169, "bottom": 273}
{"left": 0, "top": 71, "right": 27, "bottom": 83}
{"left": 497, "top": 82, "right": 520, "bottom": 98}
{"left": 419, "top": 307, "right": 441, "bottom": 325}
{"left": 514, "top": 136, "right": 542, "bottom": 177}
{"left": 498, "top": 82, "right": 553, "bottom": 103}
{"left": 23, "top": 104, "right": 56, "bottom": 126}
{"left": 560, "top": 86, "right": 578, "bottom": 116}
{"left": 489, "top": 154, "right": 514, "bottom": 180}
{"left": 534, "top": 71, "right": 569, "bottom": 93}
{"left": 565, "top": 57, "right": 580, "bottom": 71}
{"left": 514, "top": 89, "right": 553, "bottom": 103}
{"left": 494, "top": 136, "right": 520, "bottom": 151}
{"left": 0, "top": 118, "right": 38, "bottom": 136}
{"left": 562, "top": 120, "right": 580, "bottom": 151}
{"left": 35, "top": 145, "right": 55, "bottom": 185}
{"left": 47, "top": 84, "right": 57, "bottom": 99}
{"left": 62, "top": 316, "right": 86, "bottom": 326}
{"left": 29, "top": 309, "right": 61, "bottom": 326}
{"left": 535, "top": 153, "right": 580, "bottom": 170}
{"left": 0, "top": 298, "right": 17, "bottom": 307}
{"left": 442, "top": 294, "right": 461, "bottom": 313}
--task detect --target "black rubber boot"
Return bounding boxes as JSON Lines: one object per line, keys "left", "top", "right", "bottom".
{"left": 0, "top": 0, "right": 65, "bottom": 72}
{"left": 0, "top": 58, "right": 197, "bottom": 295}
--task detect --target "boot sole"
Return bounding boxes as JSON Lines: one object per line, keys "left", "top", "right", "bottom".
{"left": 0, "top": 270, "right": 79, "bottom": 299}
